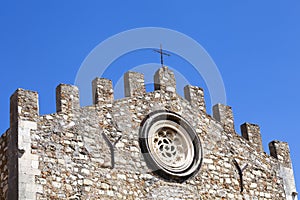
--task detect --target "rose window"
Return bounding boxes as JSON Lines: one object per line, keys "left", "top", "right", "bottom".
{"left": 139, "top": 111, "right": 203, "bottom": 182}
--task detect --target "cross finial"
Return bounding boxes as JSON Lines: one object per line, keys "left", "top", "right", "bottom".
{"left": 153, "top": 44, "right": 170, "bottom": 67}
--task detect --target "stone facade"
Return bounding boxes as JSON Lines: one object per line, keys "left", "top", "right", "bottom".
{"left": 0, "top": 67, "right": 298, "bottom": 199}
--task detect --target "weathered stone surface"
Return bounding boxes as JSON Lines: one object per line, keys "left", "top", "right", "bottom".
{"left": 269, "top": 140, "right": 297, "bottom": 199}
{"left": 213, "top": 103, "right": 235, "bottom": 132}
{"left": 154, "top": 66, "right": 176, "bottom": 93}
{"left": 0, "top": 67, "right": 297, "bottom": 199}
{"left": 241, "top": 123, "right": 263, "bottom": 153}
{"left": 92, "top": 78, "right": 113, "bottom": 105}
{"left": 56, "top": 84, "right": 80, "bottom": 113}
{"left": 184, "top": 85, "right": 206, "bottom": 112}
{"left": 124, "top": 71, "right": 146, "bottom": 97}
{"left": 0, "top": 130, "right": 9, "bottom": 199}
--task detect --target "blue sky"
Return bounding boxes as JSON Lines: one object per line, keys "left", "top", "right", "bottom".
{"left": 0, "top": 1, "right": 299, "bottom": 191}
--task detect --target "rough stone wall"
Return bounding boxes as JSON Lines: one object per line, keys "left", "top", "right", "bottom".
{"left": 269, "top": 141, "right": 292, "bottom": 169}
{"left": 124, "top": 71, "right": 146, "bottom": 97}
{"left": 0, "top": 130, "right": 9, "bottom": 199}
{"left": 31, "top": 89, "right": 287, "bottom": 199}
{"left": 203, "top": 119, "right": 285, "bottom": 199}
{"left": 154, "top": 67, "right": 176, "bottom": 93}
{"left": 241, "top": 123, "right": 263, "bottom": 153}
{"left": 269, "top": 141, "right": 298, "bottom": 200}
{"left": 184, "top": 85, "right": 206, "bottom": 112}
{"left": 8, "top": 88, "right": 43, "bottom": 200}
{"left": 1, "top": 66, "right": 298, "bottom": 199}
{"left": 213, "top": 104, "right": 235, "bottom": 133}
{"left": 33, "top": 108, "right": 112, "bottom": 199}
{"left": 33, "top": 89, "right": 206, "bottom": 199}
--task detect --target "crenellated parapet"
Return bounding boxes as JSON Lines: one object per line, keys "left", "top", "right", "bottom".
{"left": 124, "top": 71, "right": 146, "bottom": 97}
{"left": 92, "top": 77, "right": 114, "bottom": 106}
{"left": 10, "top": 88, "right": 39, "bottom": 123}
{"left": 241, "top": 123, "right": 263, "bottom": 153}
{"left": 213, "top": 103, "right": 235, "bottom": 132}
{"left": 269, "top": 141, "right": 298, "bottom": 199}
{"left": 184, "top": 85, "right": 206, "bottom": 112}
{"left": 8, "top": 88, "right": 42, "bottom": 199}
{"left": 0, "top": 66, "right": 297, "bottom": 199}
{"left": 269, "top": 140, "right": 292, "bottom": 168}
{"left": 154, "top": 66, "right": 176, "bottom": 93}
{"left": 56, "top": 84, "right": 80, "bottom": 113}
{"left": 5, "top": 67, "right": 296, "bottom": 160}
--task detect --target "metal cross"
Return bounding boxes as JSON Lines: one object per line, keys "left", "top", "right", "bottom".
{"left": 153, "top": 44, "right": 170, "bottom": 67}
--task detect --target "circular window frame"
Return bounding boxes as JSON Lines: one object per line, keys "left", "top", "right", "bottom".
{"left": 139, "top": 110, "right": 203, "bottom": 182}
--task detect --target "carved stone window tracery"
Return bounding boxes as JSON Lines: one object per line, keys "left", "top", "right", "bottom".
{"left": 139, "top": 110, "right": 203, "bottom": 182}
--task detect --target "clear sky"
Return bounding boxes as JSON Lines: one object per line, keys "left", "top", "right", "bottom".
{"left": 0, "top": 1, "right": 299, "bottom": 191}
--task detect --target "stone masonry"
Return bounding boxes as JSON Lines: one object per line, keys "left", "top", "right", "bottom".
{"left": 0, "top": 66, "right": 298, "bottom": 199}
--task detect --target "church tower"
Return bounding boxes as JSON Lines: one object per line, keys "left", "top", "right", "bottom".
{"left": 0, "top": 66, "right": 297, "bottom": 199}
